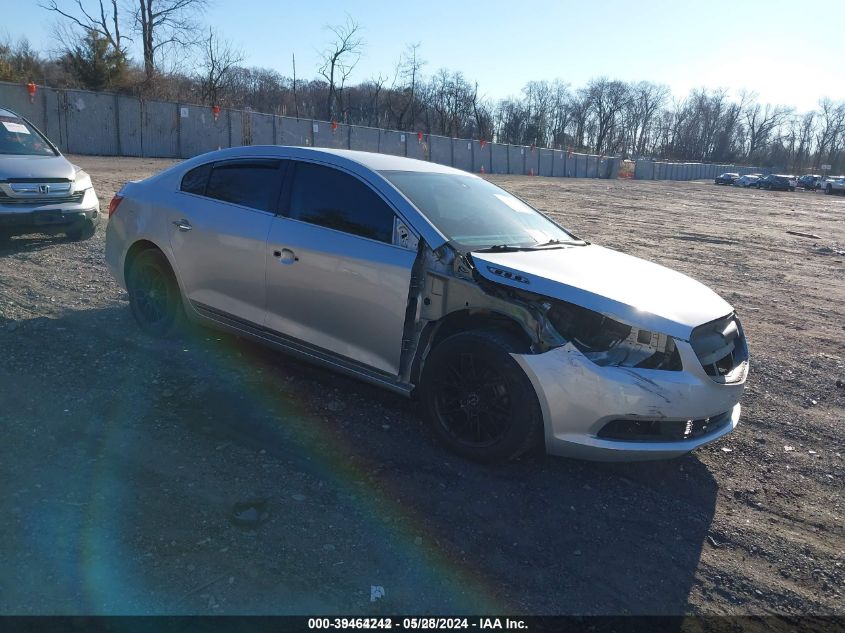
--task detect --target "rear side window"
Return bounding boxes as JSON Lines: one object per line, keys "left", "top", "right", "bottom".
{"left": 181, "top": 163, "right": 211, "bottom": 195}
{"left": 204, "top": 159, "right": 283, "bottom": 212}
{"left": 288, "top": 162, "right": 394, "bottom": 243}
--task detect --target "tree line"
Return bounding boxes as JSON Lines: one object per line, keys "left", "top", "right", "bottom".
{"left": 1, "top": 1, "right": 843, "bottom": 173}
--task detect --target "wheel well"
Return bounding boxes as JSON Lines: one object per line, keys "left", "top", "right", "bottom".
{"left": 409, "top": 309, "right": 533, "bottom": 388}
{"left": 123, "top": 239, "right": 163, "bottom": 282}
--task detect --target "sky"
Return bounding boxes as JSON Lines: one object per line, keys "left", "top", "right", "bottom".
{"left": 3, "top": 0, "right": 843, "bottom": 112}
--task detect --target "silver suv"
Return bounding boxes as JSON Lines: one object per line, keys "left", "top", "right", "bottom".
{"left": 105, "top": 147, "right": 748, "bottom": 463}
{"left": 0, "top": 107, "right": 99, "bottom": 241}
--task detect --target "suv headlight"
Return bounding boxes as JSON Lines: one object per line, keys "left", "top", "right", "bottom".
{"left": 72, "top": 169, "right": 93, "bottom": 193}
{"left": 546, "top": 301, "right": 682, "bottom": 370}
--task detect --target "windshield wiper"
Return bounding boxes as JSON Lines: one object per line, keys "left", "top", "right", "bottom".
{"left": 474, "top": 238, "right": 588, "bottom": 253}
{"left": 528, "top": 238, "right": 589, "bottom": 248}
{"left": 474, "top": 244, "right": 526, "bottom": 252}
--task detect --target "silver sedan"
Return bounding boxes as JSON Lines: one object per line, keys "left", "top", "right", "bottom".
{"left": 105, "top": 146, "right": 748, "bottom": 463}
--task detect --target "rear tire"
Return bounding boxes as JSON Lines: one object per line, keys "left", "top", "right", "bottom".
{"left": 420, "top": 329, "right": 543, "bottom": 463}
{"left": 826, "top": 185, "right": 833, "bottom": 195}
{"left": 126, "top": 248, "right": 185, "bottom": 337}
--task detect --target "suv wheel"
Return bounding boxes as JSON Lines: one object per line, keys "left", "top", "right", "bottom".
{"left": 126, "top": 248, "right": 185, "bottom": 337}
{"left": 826, "top": 185, "right": 833, "bottom": 195}
{"left": 420, "top": 329, "right": 543, "bottom": 463}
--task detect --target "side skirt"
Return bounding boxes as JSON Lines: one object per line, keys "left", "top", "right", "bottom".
{"left": 189, "top": 300, "right": 415, "bottom": 398}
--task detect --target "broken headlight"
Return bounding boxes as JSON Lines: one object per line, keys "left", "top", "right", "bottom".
{"left": 546, "top": 301, "right": 682, "bottom": 370}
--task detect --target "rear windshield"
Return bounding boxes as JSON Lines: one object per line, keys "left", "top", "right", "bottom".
{"left": 0, "top": 116, "right": 56, "bottom": 156}
{"left": 380, "top": 170, "right": 577, "bottom": 249}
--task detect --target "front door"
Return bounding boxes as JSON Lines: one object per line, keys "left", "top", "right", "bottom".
{"left": 264, "top": 161, "right": 416, "bottom": 375}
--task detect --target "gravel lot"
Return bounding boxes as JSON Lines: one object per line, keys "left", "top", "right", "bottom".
{"left": 0, "top": 156, "right": 843, "bottom": 616}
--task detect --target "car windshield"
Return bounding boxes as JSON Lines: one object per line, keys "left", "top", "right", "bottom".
{"left": 380, "top": 170, "right": 578, "bottom": 249}
{"left": 0, "top": 115, "right": 56, "bottom": 156}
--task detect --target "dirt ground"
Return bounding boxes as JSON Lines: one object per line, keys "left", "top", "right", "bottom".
{"left": 0, "top": 156, "right": 843, "bottom": 616}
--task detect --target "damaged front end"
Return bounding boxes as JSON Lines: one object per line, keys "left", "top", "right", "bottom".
{"left": 399, "top": 239, "right": 748, "bottom": 461}
{"left": 400, "top": 239, "right": 690, "bottom": 383}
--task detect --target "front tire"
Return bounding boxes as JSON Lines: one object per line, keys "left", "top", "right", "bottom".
{"left": 420, "top": 329, "right": 543, "bottom": 463}
{"left": 126, "top": 248, "right": 185, "bottom": 337}
{"left": 66, "top": 219, "right": 96, "bottom": 241}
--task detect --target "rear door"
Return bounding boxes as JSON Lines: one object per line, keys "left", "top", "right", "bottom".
{"left": 169, "top": 159, "right": 285, "bottom": 325}
{"left": 264, "top": 161, "right": 416, "bottom": 375}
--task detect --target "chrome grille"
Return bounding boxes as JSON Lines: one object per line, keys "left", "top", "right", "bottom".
{"left": 0, "top": 187, "right": 83, "bottom": 206}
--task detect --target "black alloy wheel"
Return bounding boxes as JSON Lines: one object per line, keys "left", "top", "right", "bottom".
{"left": 420, "top": 329, "right": 543, "bottom": 463}
{"left": 126, "top": 248, "right": 184, "bottom": 337}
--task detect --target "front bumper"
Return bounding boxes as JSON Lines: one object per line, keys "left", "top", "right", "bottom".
{"left": 0, "top": 189, "right": 100, "bottom": 236}
{"left": 511, "top": 340, "right": 747, "bottom": 461}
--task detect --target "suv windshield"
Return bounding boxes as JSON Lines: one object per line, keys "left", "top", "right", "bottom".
{"left": 380, "top": 170, "right": 577, "bottom": 249}
{"left": 0, "top": 115, "right": 56, "bottom": 156}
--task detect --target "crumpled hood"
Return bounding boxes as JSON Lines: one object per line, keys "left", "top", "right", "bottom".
{"left": 472, "top": 244, "right": 733, "bottom": 340}
{"left": 0, "top": 154, "right": 76, "bottom": 181}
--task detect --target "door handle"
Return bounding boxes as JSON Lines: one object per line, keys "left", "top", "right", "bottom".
{"left": 172, "top": 219, "right": 192, "bottom": 231}
{"left": 273, "top": 248, "right": 298, "bottom": 264}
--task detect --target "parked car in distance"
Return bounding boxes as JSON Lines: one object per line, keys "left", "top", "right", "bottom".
{"left": 756, "top": 174, "right": 796, "bottom": 191}
{"left": 734, "top": 174, "right": 761, "bottom": 188}
{"left": 715, "top": 172, "right": 740, "bottom": 185}
{"left": 821, "top": 176, "right": 845, "bottom": 195}
{"left": 106, "top": 147, "right": 748, "bottom": 463}
{"left": 0, "top": 107, "right": 99, "bottom": 241}
{"left": 797, "top": 174, "right": 821, "bottom": 190}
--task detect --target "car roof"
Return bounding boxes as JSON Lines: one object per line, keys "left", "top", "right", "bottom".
{"left": 0, "top": 107, "right": 22, "bottom": 119}
{"left": 204, "top": 145, "right": 474, "bottom": 176}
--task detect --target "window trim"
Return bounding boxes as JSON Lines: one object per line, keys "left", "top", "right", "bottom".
{"left": 282, "top": 158, "right": 419, "bottom": 248}
{"left": 177, "top": 158, "right": 288, "bottom": 216}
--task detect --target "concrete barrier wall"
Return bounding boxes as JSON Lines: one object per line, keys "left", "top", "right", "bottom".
{"left": 429, "top": 135, "right": 452, "bottom": 166}
{"left": 313, "top": 121, "right": 349, "bottom": 149}
{"left": 141, "top": 100, "right": 178, "bottom": 158}
{"left": 349, "top": 125, "right": 380, "bottom": 152}
{"left": 249, "top": 112, "right": 275, "bottom": 146}
{"left": 507, "top": 145, "right": 524, "bottom": 175}
{"left": 538, "top": 149, "right": 553, "bottom": 177}
{"left": 406, "top": 133, "right": 427, "bottom": 161}
{"left": 179, "top": 104, "right": 227, "bottom": 157}
{"left": 452, "top": 138, "right": 473, "bottom": 172}
{"left": 116, "top": 95, "right": 142, "bottom": 157}
{"left": 524, "top": 147, "right": 539, "bottom": 176}
{"left": 277, "top": 117, "right": 311, "bottom": 146}
{"left": 379, "top": 129, "right": 406, "bottom": 156}
{"left": 472, "top": 141, "right": 491, "bottom": 173}
{"left": 586, "top": 155, "right": 598, "bottom": 178}
{"left": 635, "top": 161, "right": 769, "bottom": 181}
{"left": 574, "top": 154, "right": 586, "bottom": 178}
{"left": 0, "top": 80, "right": 656, "bottom": 181}
{"left": 64, "top": 89, "right": 120, "bottom": 156}
{"left": 491, "top": 143, "right": 508, "bottom": 174}
{"left": 552, "top": 150, "right": 565, "bottom": 177}
{"left": 635, "top": 160, "right": 654, "bottom": 180}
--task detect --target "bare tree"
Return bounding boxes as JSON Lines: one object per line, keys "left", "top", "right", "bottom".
{"left": 291, "top": 53, "right": 299, "bottom": 118}
{"left": 41, "top": 0, "right": 127, "bottom": 59}
{"left": 318, "top": 16, "right": 364, "bottom": 121}
{"left": 814, "top": 98, "right": 845, "bottom": 169}
{"left": 581, "top": 78, "right": 630, "bottom": 154}
{"left": 196, "top": 27, "right": 242, "bottom": 106}
{"left": 386, "top": 42, "right": 425, "bottom": 130}
{"left": 741, "top": 92, "right": 792, "bottom": 159}
{"left": 133, "top": 0, "right": 208, "bottom": 82}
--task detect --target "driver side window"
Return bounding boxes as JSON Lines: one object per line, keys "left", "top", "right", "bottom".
{"left": 288, "top": 162, "right": 395, "bottom": 243}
